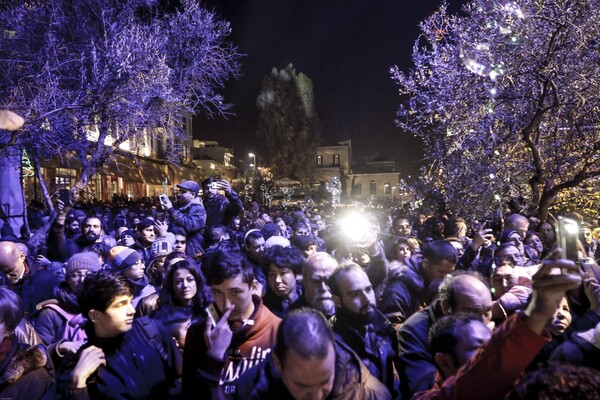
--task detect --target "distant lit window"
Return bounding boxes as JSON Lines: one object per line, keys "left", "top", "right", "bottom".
{"left": 55, "top": 168, "right": 77, "bottom": 187}
{"left": 384, "top": 183, "right": 391, "bottom": 195}
{"left": 333, "top": 154, "right": 340, "bottom": 166}
{"left": 317, "top": 155, "right": 323, "bottom": 166}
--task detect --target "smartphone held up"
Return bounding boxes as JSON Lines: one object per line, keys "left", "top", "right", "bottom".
{"left": 555, "top": 216, "right": 586, "bottom": 279}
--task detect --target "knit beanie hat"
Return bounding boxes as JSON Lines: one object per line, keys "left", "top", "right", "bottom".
{"left": 108, "top": 246, "right": 142, "bottom": 273}
{"left": 120, "top": 229, "right": 136, "bottom": 240}
{"left": 149, "top": 239, "right": 172, "bottom": 266}
{"left": 65, "top": 252, "right": 102, "bottom": 275}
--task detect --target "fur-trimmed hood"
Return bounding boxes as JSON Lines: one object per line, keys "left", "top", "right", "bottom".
{"left": 0, "top": 343, "right": 47, "bottom": 385}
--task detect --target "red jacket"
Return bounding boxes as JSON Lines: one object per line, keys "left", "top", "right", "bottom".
{"left": 415, "top": 313, "right": 551, "bottom": 400}
{"left": 182, "top": 295, "right": 281, "bottom": 399}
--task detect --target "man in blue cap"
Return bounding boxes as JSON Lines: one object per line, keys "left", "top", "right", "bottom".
{"left": 160, "top": 180, "right": 206, "bottom": 260}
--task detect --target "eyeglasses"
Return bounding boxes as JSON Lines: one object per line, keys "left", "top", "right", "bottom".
{"left": 175, "top": 240, "right": 186, "bottom": 244}
{"left": 68, "top": 272, "right": 92, "bottom": 280}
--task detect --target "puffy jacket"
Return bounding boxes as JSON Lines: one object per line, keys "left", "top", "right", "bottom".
{"left": 381, "top": 257, "right": 427, "bottom": 325}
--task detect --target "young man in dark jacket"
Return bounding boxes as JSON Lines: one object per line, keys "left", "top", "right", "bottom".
{"left": 67, "top": 271, "right": 181, "bottom": 399}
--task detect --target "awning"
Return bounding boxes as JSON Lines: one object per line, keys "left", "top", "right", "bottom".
{"left": 138, "top": 158, "right": 168, "bottom": 185}
{"left": 168, "top": 163, "right": 200, "bottom": 185}
{"left": 100, "top": 154, "right": 143, "bottom": 183}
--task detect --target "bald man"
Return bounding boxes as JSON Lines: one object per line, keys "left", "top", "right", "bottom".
{"left": 397, "top": 273, "right": 493, "bottom": 399}
{"left": 0, "top": 241, "right": 60, "bottom": 315}
{"left": 289, "top": 252, "right": 338, "bottom": 318}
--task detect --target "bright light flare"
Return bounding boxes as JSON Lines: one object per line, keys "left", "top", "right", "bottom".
{"left": 339, "top": 213, "right": 371, "bottom": 243}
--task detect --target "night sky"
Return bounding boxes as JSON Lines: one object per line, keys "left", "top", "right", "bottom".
{"left": 195, "top": 0, "right": 469, "bottom": 176}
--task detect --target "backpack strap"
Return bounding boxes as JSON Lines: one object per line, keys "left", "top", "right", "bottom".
{"left": 135, "top": 316, "right": 168, "bottom": 361}
{"left": 42, "top": 303, "right": 76, "bottom": 322}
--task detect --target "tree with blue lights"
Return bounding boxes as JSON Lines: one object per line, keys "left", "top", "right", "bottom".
{"left": 393, "top": 0, "right": 600, "bottom": 221}
{"left": 0, "top": 0, "right": 240, "bottom": 203}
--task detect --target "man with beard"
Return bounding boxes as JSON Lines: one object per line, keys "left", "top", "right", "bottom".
{"left": 161, "top": 180, "right": 206, "bottom": 260}
{"left": 290, "top": 252, "right": 338, "bottom": 319}
{"left": 48, "top": 210, "right": 111, "bottom": 261}
{"left": 243, "top": 229, "right": 267, "bottom": 295}
{"left": 201, "top": 177, "right": 243, "bottom": 229}
{"left": 329, "top": 264, "right": 400, "bottom": 398}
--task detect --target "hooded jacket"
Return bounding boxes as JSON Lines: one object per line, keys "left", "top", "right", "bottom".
{"left": 381, "top": 256, "right": 427, "bottom": 325}
{"left": 182, "top": 295, "right": 280, "bottom": 399}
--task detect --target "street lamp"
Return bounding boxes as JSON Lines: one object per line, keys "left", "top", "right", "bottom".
{"left": 248, "top": 153, "right": 256, "bottom": 172}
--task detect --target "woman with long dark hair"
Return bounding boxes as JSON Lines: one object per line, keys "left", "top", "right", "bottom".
{"left": 152, "top": 259, "right": 212, "bottom": 348}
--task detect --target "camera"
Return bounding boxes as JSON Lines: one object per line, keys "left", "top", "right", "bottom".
{"left": 211, "top": 182, "right": 218, "bottom": 189}
{"left": 159, "top": 194, "right": 168, "bottom": 204}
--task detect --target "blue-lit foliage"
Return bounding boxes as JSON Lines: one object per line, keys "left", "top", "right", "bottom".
{"left": 393, "top": 0, "right": 600, "bottom": 220}
{"left": 0, "top": 0, "right": 240, "bottom": 192}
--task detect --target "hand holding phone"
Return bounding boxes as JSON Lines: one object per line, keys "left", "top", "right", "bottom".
{"left": 206, "top": 304, "right": 220, "bottom": 328}
{"left": 158, "top": 194, "right": 172, "bottom": 210}
{"left": 59, "top": 188, "right": 72, "bottom": 207}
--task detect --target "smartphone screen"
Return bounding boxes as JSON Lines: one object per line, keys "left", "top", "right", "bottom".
{"left": 59, "top": 189, "right": 71, "bottom": 207}
{"left": 206, "top": 304, "right": 219, "bottom": 328}
{"left": 557, "top": 217, "right": 579, "bottom": 262}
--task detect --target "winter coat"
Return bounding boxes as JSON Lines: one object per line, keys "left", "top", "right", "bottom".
{"left": 333, "top": 308, "right": 400, "bottom": 399}
{"left": 182, "top": 295, "right": 280, "bottom": 399}
{"left": 6, "top": 262, "right": 61, "bottom": 317}
{"left": 34, "top": 282, "right": 81, "bottom": 346}
{"left": 0, "top": 338, "right": 55, "bottom": 399}
{"left": 234, "top": 339, "right": 391, "bottom": 400}
{"left": 381, "top": 257, "right": 427, "bottom": 325}
{"left": 203, "top": 191, "right": 243, "bottom": 229}
{"left": 66, "top": 317, "right": 181, "bottom": 400}
{"left": 168, "top": 197, "right": 207, "bottom": 259}
{"left": 397, "top": 299, "right": 445, "bottom": 400}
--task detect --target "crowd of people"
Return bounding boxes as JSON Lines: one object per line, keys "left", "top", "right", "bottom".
{"left": 0, "top": 176, "right": 599, "bottom": 399}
